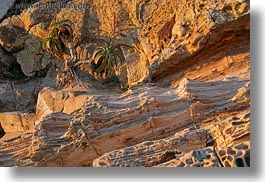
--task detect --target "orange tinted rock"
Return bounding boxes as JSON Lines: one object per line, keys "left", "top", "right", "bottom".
{"left": 0, "top": 112, "right": 34, "bottom": 133}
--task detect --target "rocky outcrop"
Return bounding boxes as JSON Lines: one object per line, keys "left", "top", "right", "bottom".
{"left": 0, "top": 0, "right": 250, "bottom": 167}
{"left": 0, "top": 112, "right": 34, "bottom": 133}
{"left": 0, "top": 76, "right": 250, "bottom": 167}
{"left": 0, "top": 1, "right": 60, "bottom": 76}
{"left": 0, "top": 0, "right": 250, "bottom": 82}
{"left": 0, "top": 46, "right": 25, "bottom": 80}
{"left": 92, "top": 129, "right": 211, "bottom": 167}
{"left": 0, "top": 131, "right": 33, "bottom": 167}
{"left": 144, "top": 0, "right": 250, "bottom": 82}
{"left": 0, "top": 66, "right": 57, "bottom": 113}
{"left": 0, "top": 16, "right": 27, "bottom": 53}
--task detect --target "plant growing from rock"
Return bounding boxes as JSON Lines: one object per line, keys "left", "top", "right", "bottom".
{"left": 42, "top": 36, "right": 63, "bottom": 58}
{"left": 43, "top": 19, "right": 76, "bottom": 68}
{"left": 91, "top": 13, "right": 126, "bottom": 78}
{"left": 92, "top": 42, "right": 124, "bottom": 77}
{"left": 50, "top": 20, "right": 75, "bottom": 59}
{"left": 43, "top": 19, "right": 87, "bottom": 89}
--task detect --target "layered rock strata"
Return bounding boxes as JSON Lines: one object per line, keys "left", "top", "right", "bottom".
{"left": 0, "top": 0, "right": 250, "bottom": 167}
{"left": 0, "top": 77, "right": 250, "bottom": 167}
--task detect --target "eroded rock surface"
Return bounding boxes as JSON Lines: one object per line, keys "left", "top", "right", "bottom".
{"left": 0, "top": 112, "right": 34, "bottom": 133}
{"left": 0, "top": 46, "right": 25, "bottom": 80}
{"left": 0, "top": 0, "right": 250, "bottom": 167}
{"left": 0, "top": 76, "right": 250, "bottom": 167}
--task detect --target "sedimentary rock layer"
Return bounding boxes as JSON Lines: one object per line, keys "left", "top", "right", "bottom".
{"left": 0, "top": 76, "right": 250, "bottom": 167}
{"left": 0, "top": 0, "right": 250, "bottom": 167}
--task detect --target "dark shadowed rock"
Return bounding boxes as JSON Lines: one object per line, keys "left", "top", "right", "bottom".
{"left": 0, "top": 46, "right": 25, "bottom": 80}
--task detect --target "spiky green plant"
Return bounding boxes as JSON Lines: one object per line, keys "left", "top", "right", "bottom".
{"left": 92, "top": 42, "right": 124, "bottom": 77}
{"left": 91, "top": 12, "right": 127, "bottom": 78}
{"left": 50, "top": 20, "right": 73, "bottom": 39}
{"left": 49, "top": 20, "right": 75, "bottom": 59}
{"left": 42, "top": 36, "right": 63, "bottom": 58}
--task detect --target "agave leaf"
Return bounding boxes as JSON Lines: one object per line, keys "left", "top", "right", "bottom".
{"left": 92, "top": 47, "right": 104, "bottom": 60}
{"left": 92, "top": 42, "right": 126, "bottom": 77}
{"left": 105, "top": 54, "right": 112, "bottom": 77}
{"left": 49, "top": 28, "right": 57, "bottom": 38}
{"left": 52, "top": 39, "right": 63, "bottom": 55}
{"left": 109, "top": 54, "right": 116, "bottom": 68}
{"left": 51, "top": 19, "right": 74, "bottom": 39}
{"left": 54, "top": 39, "right": 63, "bottom": 51}
{"left": 107, "top": 53, "right": 112, "bottom": 69}
{"left": 104, "top": 51, "right": 110, "bottom": 65}
{"left": 42, "top": 40, "right": 48, "bottom": 50}
{"left": 47, "top": 41, "right": 52, "bottom": 50}
{"left": 64, "top": 25, "right": 73, "bottom": 38}
{"left": 50, "top": 43, "right": 57, "bottom": 53}
{"left": 94, "top": 53, "right": 104, "bottom": 65}
{"left": 59, "top": 24, "right": 73, "bottom": 39}
{"left": 113, "top": 51, "right": 124, "bottom": 63}
{"left": 95, "top": 58, "right": 107, "bottom": 73}
{"left": 52, "top": 43, "right": 61, "bottom": 55}
{"left": 61, "top": 20, "right": 73, "bottom": 25}
{"left": 43, "top": 37, "right": 53, "bottom": 50}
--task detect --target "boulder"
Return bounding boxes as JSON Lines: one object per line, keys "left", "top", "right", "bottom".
{"left": 20, "top": 0, "right": 60, "bottom": 31}
{"left": 14, "top": 35, "right": 48, "bottom": 77}
{"left": 0, "top": 81, "right": 36, "bottom": 113}
{"left": 0, "top": 18, "right": 27, "bottom": 53}
{"left": 0, "top": 45, "right": 25, "bottom": 80}
{"left": 0, "top": 112, "right": 34, "bottom": 133}
{"left": 35, "top": 87, "right": 89, "bottom": 125}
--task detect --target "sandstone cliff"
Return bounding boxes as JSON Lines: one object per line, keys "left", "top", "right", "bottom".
{"left": 0, "top": 0, "right": 250, "bottom": 167}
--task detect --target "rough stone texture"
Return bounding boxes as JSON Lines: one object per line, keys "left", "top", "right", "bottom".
{"left": 0, "top": 67, "right": 57, "bottom": 113}
{"left": 14, "top": 35, "right": 48, "bottom": 77}
{"left": 0, "top": 131, "right": 33, "bottom": 167}
{"left": 144, "top": 0, "right": 250, "bottom": 83}
{"left": 0, "top": 122, "right": 4, "bottom": 137}
{"left": 0, "top": 16, "right": 27, "bottom": 53}
{"left": 155, "top": 147, "right": 221, "bottom": 167}
{"left": 93, "top": 129, "right": 210, "bottom": 167}
{"left": 0, "top": 112, "right": 34, "bottom": 133}
{"left": 35, "top": 87, "right": 89, "bottom": 125}
{"left": 0, "top": 45, "right": 25, "bottom": 80}
{"left": 0, "top": 0, "right": 60, "bottom": 76}
{"left": 0, "top": 75, "right": 250, "bottom": 167}
{"left": 0, "top": 0, "right": 250, "bottom": 81}
{"left": 0, "top": 80, "right": 38, "bottom": 113}
{"left": 216, "top": 141, "right": 250, "bottom": 167}
{"left": 20, "top": 1, "right": 59, "bottom": 31}
{"left": 0, "top": 0, "right": 250, "bottom": 167}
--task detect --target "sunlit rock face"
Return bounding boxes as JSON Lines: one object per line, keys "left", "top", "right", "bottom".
{"left": 0, "top": 0, "right": 250, "bottom": 167}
